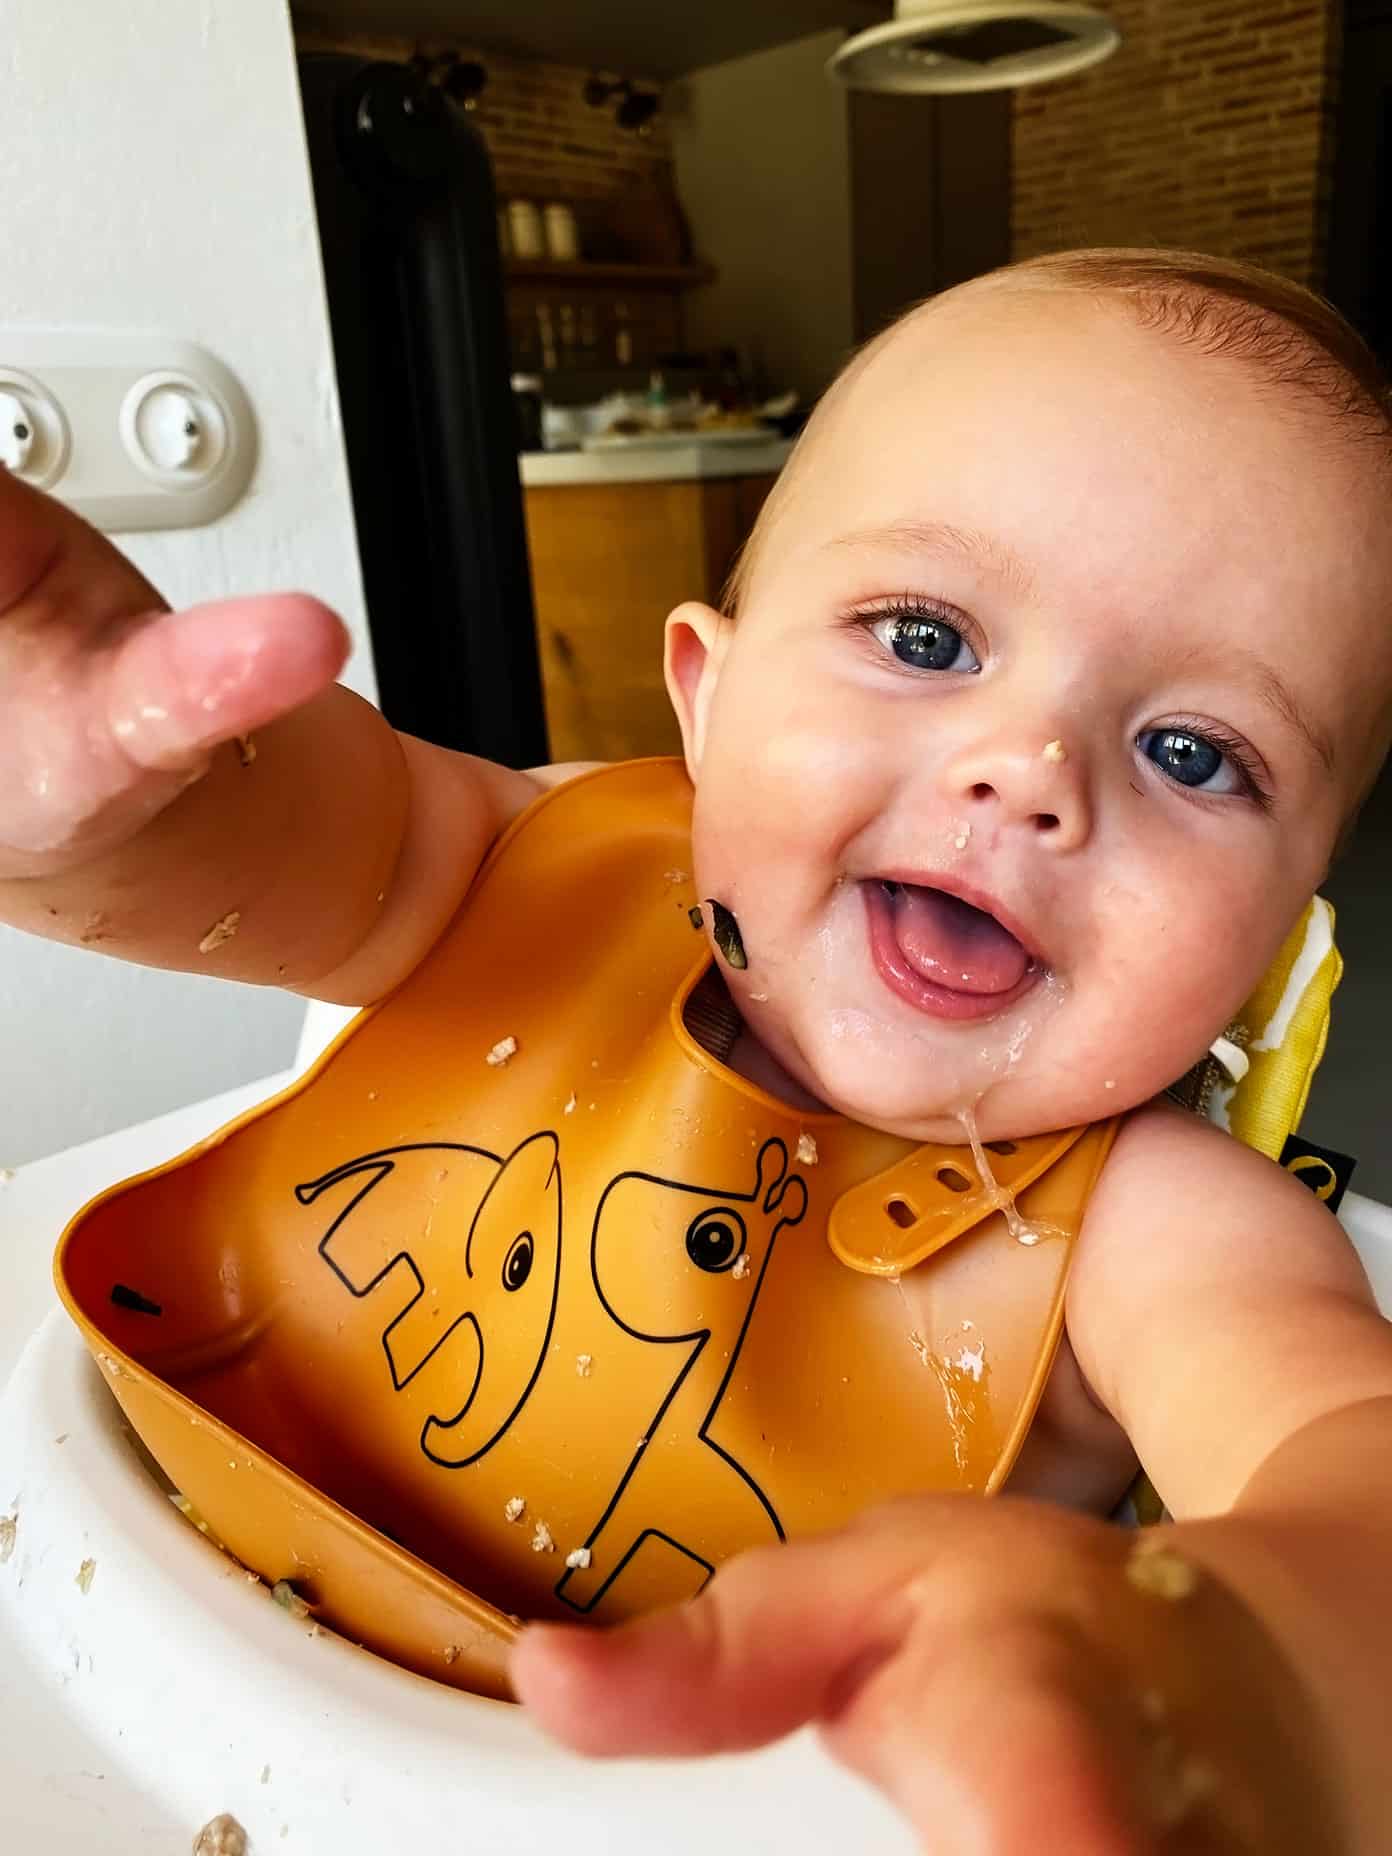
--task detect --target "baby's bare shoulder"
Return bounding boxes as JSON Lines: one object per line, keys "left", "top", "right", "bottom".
{"left": 1062, "top": 1102, "right": 1392, "bottom": 1516}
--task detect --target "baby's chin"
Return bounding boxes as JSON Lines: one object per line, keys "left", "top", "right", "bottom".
{"left": 763, "top": 1013, "right": 1148, "bottom": 1144}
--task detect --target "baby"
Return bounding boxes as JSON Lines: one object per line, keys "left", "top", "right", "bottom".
{"left": 5, "top": 247, "right": 1392, "bottom": 1852}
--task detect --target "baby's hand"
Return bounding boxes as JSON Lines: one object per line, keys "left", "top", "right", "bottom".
{"left": 0, "top": 466, "right": 348, "bottom": 880}
{"left": 512, "top": 1497, "right": 1340, "bottom": 1853}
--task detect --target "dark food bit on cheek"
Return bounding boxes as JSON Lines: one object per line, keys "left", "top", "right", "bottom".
{"left": 706, "top": 899, "right": 748, "bottom": 970}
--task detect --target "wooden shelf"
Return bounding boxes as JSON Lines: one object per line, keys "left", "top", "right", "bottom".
{"left": 504, "top": 257, "right": 716, "bottom": 291}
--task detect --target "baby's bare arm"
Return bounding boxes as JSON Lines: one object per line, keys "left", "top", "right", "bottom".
{"left": 1068, "top": 1104, "right": 1392, "bottom": 1848}
{"left": 0, "top": 470, "right": 544, "bottom": 1003}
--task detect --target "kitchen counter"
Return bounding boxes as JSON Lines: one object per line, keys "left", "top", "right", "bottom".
{"left": 520, "top": 437, "right": 793, "bottom": 487}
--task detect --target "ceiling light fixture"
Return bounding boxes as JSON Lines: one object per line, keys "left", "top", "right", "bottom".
{"left": 583, "top": 74, "right": 660, "bottom": 134}
{"left": 828, "top": 1, "right": 1120, "bottom": 94}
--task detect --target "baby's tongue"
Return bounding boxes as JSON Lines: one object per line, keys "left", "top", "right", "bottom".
{"left": 886, "top": 882, "right": 1028, "bottom": 994}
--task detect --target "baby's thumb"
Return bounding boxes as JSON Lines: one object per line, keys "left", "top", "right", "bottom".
{"left": 510, "top": 1541, "right": 903, "bottom": 1759}
{"left": 102, "top": 593, "right": 351, "bottom": 772}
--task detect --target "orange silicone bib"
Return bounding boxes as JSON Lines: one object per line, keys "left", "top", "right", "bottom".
{"left": 56, "top": 760, "right": 1116, "bottom": 1699}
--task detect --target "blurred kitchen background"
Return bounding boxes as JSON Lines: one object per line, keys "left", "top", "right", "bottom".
{"left": 3, "top": 0, "right": 1389, "bottom": 1194}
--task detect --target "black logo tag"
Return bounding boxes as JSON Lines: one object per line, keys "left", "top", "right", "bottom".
{"left": 1278, "top": 1135, "right": 1357, "bottom": 1212}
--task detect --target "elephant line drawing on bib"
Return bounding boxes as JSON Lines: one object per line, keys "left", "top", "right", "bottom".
{"left": 298, "top": 1131, "right": 564, "bottom": 1468}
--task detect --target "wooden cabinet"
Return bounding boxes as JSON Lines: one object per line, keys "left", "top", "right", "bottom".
{"left": 522, "top": 473, "right": 777, "bottom": 763}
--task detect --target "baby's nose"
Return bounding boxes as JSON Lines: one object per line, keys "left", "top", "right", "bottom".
{"left": 945, "top": 733, "right": 1092, "bottom": 850}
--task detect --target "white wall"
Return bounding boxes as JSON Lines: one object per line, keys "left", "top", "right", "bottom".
{"left": 0, "top": 0, "right": 373, "bottom": 1165}
{"left": 669, "top": 31, "right": 855, "bottom": 404}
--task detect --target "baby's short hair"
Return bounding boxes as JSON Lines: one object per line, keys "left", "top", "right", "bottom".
{"left": 723, "top": 247, "right": 1392, "bottom": 618}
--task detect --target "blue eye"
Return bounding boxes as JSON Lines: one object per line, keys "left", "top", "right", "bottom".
{"left": 871, "top": 612, "right": 980, "bottom": 673}
{"left": 1138, "top": 728, "right": 1239, "bottom": 794}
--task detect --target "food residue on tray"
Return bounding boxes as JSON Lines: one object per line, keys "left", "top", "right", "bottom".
{"left": 271, "top": 1579, "right": 312, "bottom": 1619}
{"left": 486, "top": 1034, "right": 518, "bottom": 1067}
{"left": 193, "top": 1813, "right": 248, "bottom": 1856}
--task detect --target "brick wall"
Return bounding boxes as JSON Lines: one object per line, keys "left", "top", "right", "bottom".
{"left": 1012, "top": 1, "right": 1341, "bottom": 287}
{"left": 294, "top": 24, "right": 674, "bottom": 213}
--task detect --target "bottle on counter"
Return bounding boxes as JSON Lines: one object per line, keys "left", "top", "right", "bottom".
{"left": 646, "top": 369, "right": 670, "bottom": 431}
{"left": 535, "top": 303, "right": 558, "bottom": 372}
{"left": 614, "top": 302, "right": 634, "bottom": 367}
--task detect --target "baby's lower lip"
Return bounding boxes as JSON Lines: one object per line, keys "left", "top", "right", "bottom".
{"left": 861, "top": 881, "right": 1042, "bottom": 1023}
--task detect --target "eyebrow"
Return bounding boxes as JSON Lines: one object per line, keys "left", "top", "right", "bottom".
{"left": 824, "top": 520, "right": 1038, "bottom": 601}
{"left": 826, "top": 520, "right": 1336, "bottom": 774}
{"left": 1174, "top": 643, "right": 1337, "bottom": 775}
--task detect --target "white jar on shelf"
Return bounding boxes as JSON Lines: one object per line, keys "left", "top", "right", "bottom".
{"left": 506, "top": 199, "right": 544, "bottom": 259}
{"left": 542, "top": 202, "right": 580, "bottom": 261}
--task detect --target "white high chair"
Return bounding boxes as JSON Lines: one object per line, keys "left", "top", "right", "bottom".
{"left": 1, "top": 999, "right": 1387, "bottom": 1854}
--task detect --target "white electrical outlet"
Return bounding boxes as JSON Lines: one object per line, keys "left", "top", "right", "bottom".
{"left": 0, "top": 369, "right": 70, "bottom": 488}
{"left": 0, "top": 331, "right": 256, "bottom": 531}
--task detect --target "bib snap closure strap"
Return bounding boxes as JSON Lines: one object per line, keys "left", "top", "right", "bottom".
{"left": 827, "top": 1125, "right": 1090, "bottom": 1275}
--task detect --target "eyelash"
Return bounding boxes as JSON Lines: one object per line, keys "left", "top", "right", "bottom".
{"left": 843, "top": 596, "right": 1275, "bottom": 811}
{"left": 1156, "top": 715, "right": 1274, "bottom": 811}
{"left": 844, "top": 593, "right": 985, "bottom": 663}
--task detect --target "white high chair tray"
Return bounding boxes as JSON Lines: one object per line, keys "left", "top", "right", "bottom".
{"left": 0, "top": 1075, "right": 914, "bottom": 1854}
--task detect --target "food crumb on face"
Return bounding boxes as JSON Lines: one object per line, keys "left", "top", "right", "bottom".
{"left": 664, "top": 869, "right": 689, "bottom": 884}
{"left": 575, "top": 1353, "right": 593, "bottom": 1377}
{"left": 235, "top": 735, "right": 257, "bottom": 767}
{"left": 748, "top": 991, "right": 769, "bottom": 1003}
{"left": 565, "top": 1547, "right": 592, "bottom": 1570}
{"left": 796, "top": 1132, "right": 818, "bottom": 1165}
{"left": 193, "top": 1812, "right": 248, "bottom": 1856}
{"left": 0, "top": 1514, "right": 16, "bottom": 1563}
{"left": 443, "top": 1644, "right": 461, "bottom": 1665}
{"left": 1042, "top": 738, "right": 1068, "bottom": 763}
{"left": 504, "top": 1496, "right": 526, "bottom": 1523}
{"left": 1125, "top": 1534, "right": 1199, "bottom": 1602}
{"left": 531, "top": 1520, "right": 555, "bottom": 1554}
{"left": 486, "top": 1034, "right": 518, "bottom": 1067}
{"left": 198, "top": 911, "right": 241, "bottom": 955}
{"left": 563, "top": 1092, "right": 577, "bottom": 1114}
{"left": 731, "top": 1253, "right": 751, "bottom": 1281}
{"left": 75, "top": 1557, "right": 96, "bottom": 1594}
{"left": 1104, "top": 1078, "right": 1117, "bottom": 1089}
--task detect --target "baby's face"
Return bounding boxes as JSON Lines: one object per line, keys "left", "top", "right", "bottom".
{"left": 667, "top": 289, "right": 1392, "bottom": 1143}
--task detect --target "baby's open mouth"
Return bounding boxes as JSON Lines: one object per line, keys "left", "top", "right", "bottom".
{"left": 864, "top": 879, "right": 1040, "bottom": 1021}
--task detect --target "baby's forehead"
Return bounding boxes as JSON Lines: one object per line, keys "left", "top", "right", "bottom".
{"left": 780, "top": 280, "right": 1388, "bottom": 547}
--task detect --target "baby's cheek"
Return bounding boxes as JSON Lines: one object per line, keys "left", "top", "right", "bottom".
{"left": 1083, "top": 888, "right": 1271, "bottom": 1094}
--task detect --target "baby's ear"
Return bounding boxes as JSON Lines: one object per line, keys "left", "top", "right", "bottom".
{"left": 664, "top": 601, "right": 730, "bottom": 778}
